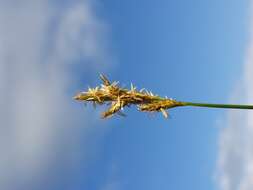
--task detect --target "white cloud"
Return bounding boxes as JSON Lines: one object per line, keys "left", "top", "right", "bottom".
{"left": 216, "top": 2, "right": 253, "bottom": 190}
{"left": 0, "top": 0, "right": 111, "bottom": 189}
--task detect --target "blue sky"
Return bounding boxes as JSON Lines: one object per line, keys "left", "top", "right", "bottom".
{"left": 87, "top": 1, "right": 249, "bottom": 189}
{"left": 0, "top": 0, "right": 252, "bottom": 190}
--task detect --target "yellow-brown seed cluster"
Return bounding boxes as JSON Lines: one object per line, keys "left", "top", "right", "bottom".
{"left": 74, "top": 74, "right": 184, "bottom": 118}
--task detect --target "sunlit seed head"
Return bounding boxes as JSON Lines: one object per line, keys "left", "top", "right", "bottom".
{"left": 74, "top": 75, "right": 182, "bottom": 118}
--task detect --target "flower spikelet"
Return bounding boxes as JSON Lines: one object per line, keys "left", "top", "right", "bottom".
{"left": 74, "top": 75, "right": 184, "bottom": 118}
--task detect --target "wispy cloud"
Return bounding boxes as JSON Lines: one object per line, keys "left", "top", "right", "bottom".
{"left": 0, "top": 0, "right": 111, "bottom": 189}
{"left": 216, "top": 2, "right": 253, "bottom": 190}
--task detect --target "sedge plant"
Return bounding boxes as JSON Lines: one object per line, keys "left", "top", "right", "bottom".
{"left": 73, "top": 74, "right": 253, "bottom": 118}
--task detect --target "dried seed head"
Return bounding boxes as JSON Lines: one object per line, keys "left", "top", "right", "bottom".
{"left": 74, "top": 75, "right": 183, "bottom": 118}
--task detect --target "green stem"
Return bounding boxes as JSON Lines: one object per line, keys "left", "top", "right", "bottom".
{"left": 181, "top": 102, "right": 253, "bottom": 110}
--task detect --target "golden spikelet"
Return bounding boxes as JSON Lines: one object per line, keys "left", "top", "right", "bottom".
{"left": 74, "top": 74, "right": 253, "bottom": 119}
{"left": 138, "top": 99, "right": 184, "bottom": 118}
{"left": 74, "top": 74, "right": 184, "bottom": 118}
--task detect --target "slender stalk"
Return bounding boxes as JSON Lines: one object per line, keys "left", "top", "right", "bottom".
{"left": 181, "top": 102, "right": 253, "bottom": 110}
{"left": 74, "top": 74, "right": 253, "bottom": 118}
